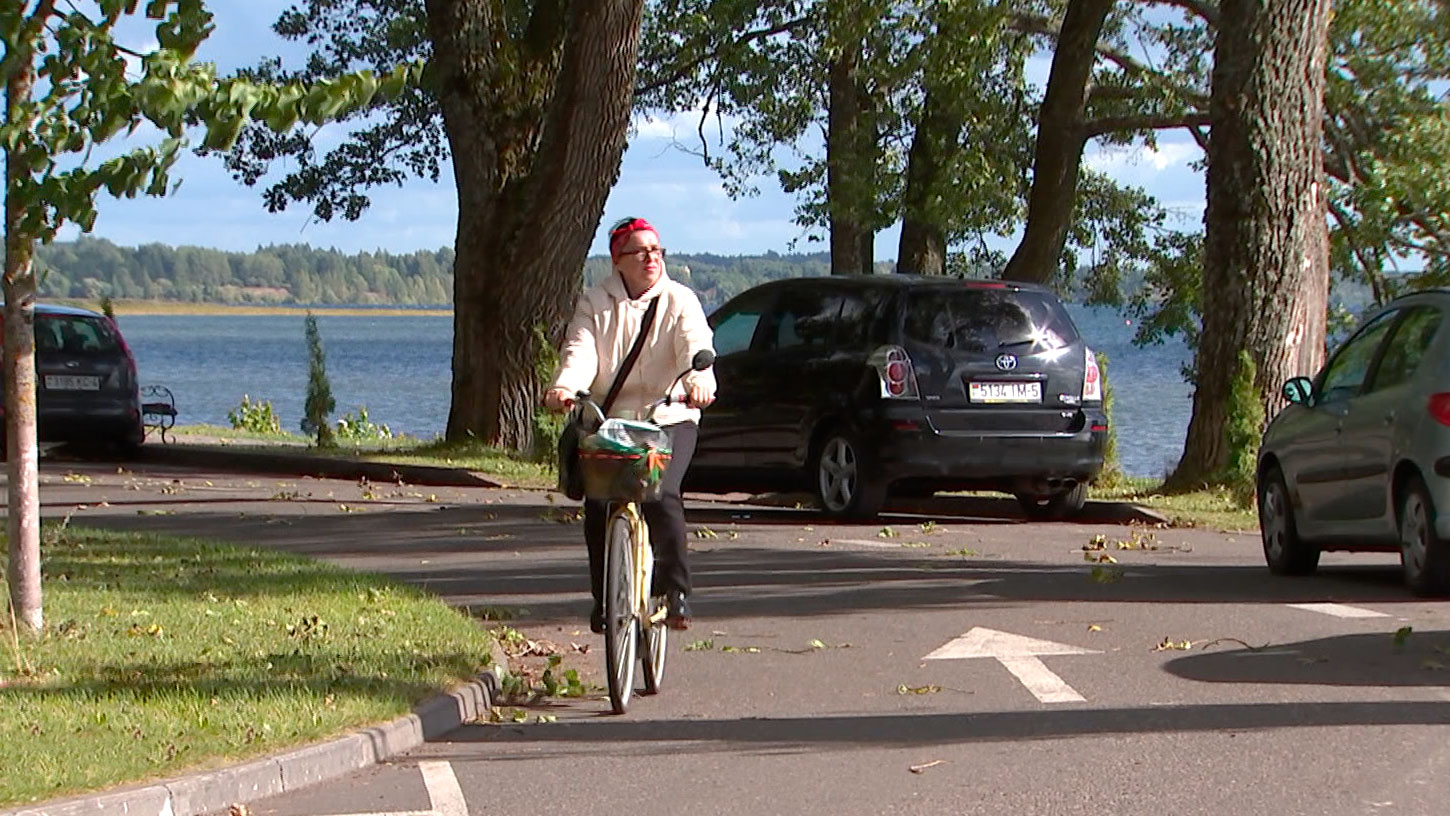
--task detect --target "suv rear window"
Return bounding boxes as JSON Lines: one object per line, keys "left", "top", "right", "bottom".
{"left": 36, "top": 315, "right": 122, "bottom": 354}
{"left": 903, "top": 288, "right": 1078, "bottom": 352}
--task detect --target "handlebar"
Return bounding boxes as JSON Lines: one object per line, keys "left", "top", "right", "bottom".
{"left": 570, "top": 349, "right": 715, "bottom": 427}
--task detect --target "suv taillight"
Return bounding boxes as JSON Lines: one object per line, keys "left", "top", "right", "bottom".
{"left": 869, "top": 345, "right": 920, "bottom": 399}
{"left": 1429, "top": 393, "right": 1450, "bottom": 426}
{"left": 1082, "top": 348, "right": 1102, "bottom": 403}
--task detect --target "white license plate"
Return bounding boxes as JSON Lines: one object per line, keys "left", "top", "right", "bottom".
{"left": 45, "top": 375, "right": 100, "bottom": 391}
{"left": 969, "top": 381, "right": 1041, "bottom": 403}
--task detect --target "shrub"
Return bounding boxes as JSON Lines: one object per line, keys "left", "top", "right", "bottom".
{"left": 336, "top": 406, "right": 393, "bottom": 442}
{"left": 1221, "top": 350, "right": 1264, "bottom": 508}
{"left": 530, "top": 322, "right": 566, "bottom": 464}
{"left": 1092, "top": 350, "right": 1129, "bottom": 489}
{"left": 301, "top": 312, "right": 336, "bottom": 447}
{"left": 227, "top": 395, "right": 281, "bottom": 434}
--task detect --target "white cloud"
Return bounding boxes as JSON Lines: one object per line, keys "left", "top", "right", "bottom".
{"left": 1086, "top": 139, "right": 1200, "bottom": 174}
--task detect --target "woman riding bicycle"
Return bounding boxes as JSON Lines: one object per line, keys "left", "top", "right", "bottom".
{"left": 544, "top": 216, "right": 716, "bottom": 633}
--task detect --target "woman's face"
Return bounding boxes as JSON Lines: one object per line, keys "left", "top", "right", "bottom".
{"left": 614, "top": 228, "right": 665, "bottom": 295}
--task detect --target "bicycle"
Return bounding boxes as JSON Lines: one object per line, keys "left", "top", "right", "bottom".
{"left": 571, "top": 349, "right": 714, "bottom": 714}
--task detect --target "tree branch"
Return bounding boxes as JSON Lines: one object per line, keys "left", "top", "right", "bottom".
{"left": 1143, "top": 0, "right": 1219, "bottom": 27}
{"left": 1083, "top": 111, "right": 1211, "bottom": 137}
{"left": 636, "top": 14, "right": 814, "bottom": 96}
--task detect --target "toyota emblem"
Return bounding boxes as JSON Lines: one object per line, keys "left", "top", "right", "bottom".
{"left": 995, "top": 354, "right": 1018, "bottom": 371}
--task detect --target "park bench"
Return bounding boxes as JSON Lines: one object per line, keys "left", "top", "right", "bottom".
{"left": 140, "top": 384, "right": 177, "bottom": 443}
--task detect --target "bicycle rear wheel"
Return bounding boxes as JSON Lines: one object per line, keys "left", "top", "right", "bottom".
{"left": 639, "top": 595, "right": 668, "bottom": 694}
{"left": 602, "top": 513, "right": 638, "bottom": 714}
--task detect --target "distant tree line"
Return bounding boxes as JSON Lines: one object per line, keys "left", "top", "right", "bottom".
{"left": 34, "top": 237, "right": 844, "bottom": 311}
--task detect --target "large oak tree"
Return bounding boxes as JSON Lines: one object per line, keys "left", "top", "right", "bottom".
{"left": 228, "top": 0, "right": 646, "bottom": 450}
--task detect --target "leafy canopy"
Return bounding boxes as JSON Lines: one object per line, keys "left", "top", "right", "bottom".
{"left": 0, "top": 0, "right": 420, "bottom": 246}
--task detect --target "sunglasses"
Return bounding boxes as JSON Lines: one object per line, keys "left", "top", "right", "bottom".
{"left": 619, "top": 246, "right": 667, "bottom": 261}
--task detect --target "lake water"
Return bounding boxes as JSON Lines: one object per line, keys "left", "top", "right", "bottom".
{"left": 119, "top": 306, "right": 1194, "bottom": 478}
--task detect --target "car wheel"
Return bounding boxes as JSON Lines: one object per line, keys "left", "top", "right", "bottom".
{"left": 1015, "top": 482, "right": 1087, "bottom": 521}
{"left": 1399, "top": 476, "right": 1450, "bottom": 596}
{"left": 813, "top": 430, "right": 885, "bottom": 519}
{"left": 1258, "top": 465, "right": 1319, "bottom": 576}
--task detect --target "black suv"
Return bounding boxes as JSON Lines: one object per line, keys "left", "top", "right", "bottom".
{"left": 685, "top": 275, "right": 1108, "bottom": 519}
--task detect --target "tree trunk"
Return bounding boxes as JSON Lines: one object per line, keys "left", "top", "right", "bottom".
{"left": 1170, "top": 0, "right": 1331, "bottom": 488}
{"left": 1002, "top": 0, "right": 1113, "bottom": 284}
{"left": 428, "top": 0, "right": 645, "bottom": 451}
{"left": 897, "top": 88, "right": 961, "bottom": 276}
{"left": 4, "top": 60, "right": 43, "bottom": 634}
{"left": 826, "top": 43, "right": 875, "bottom": 277}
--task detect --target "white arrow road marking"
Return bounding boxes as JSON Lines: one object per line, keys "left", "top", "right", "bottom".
{"left": 924, "top": 627, "right": 1100, "bottom": 704}
{"left": 1286, "top": 602, "right": 1389, "bottom": 619}
{"left": 420, "top": 761, "right": 468, "bottom": 816}
{"left": 283, "top": 760, "right": 467, "bottom": 816}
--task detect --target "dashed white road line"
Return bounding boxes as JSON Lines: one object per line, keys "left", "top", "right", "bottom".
{"left": 296, "top": 760, "right": 467, "bottom": 816}
{"left": 1286, "top": 602, "right": 1390, "bottom": 619}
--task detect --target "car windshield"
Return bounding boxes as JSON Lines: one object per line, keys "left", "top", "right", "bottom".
{"left": 35, "top": 314, "right": 122, "bottom": 354}
{"left": 903, "top": 288, "right": 1078, "bottom": 352}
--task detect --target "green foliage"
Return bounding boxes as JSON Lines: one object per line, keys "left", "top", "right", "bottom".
{"left": 98, "top": 294, "right": 115, "bottom": 319}
{"left": 335, "top": 406, "right": 392, "bottom": 441}
{"left": 1092, "top": 351, "right": 1128, "bottom": 489}
{"left": 0, "top": 0, "right": 419, "bottom": 246}
{"left": 301, "top": 312, "right": 336, "bottom": 447}
{"left": 227, "top": 394, "right": 282, "bottom": 434}
{"left": 1220, "top": 351, "right": 1264, "bottom": 508}
{"left": 530, "top": 322, "right": 566, "bottom": 464}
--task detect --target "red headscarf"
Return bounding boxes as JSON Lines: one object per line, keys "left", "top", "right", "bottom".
{"left": 608, "top": 217, "right": 658, "bottom": 260}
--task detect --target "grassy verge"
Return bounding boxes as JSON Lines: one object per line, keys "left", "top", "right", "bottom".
{"left": 1091, "top": 477, "right": 1259, "bottom": 532}
{"left": 170, "top": 424, "right": 556, "bottom": 488}
{"left": 0, "top": 525, "right": 496, "bottom": 809}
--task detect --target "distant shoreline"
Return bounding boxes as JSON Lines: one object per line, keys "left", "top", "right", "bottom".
{"left": 57, "top": 299, "right": 453, "bottom": 317}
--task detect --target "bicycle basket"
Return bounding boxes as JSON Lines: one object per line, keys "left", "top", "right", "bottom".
{"left": 578, "top": 419, "right": 672, "bottom": 502}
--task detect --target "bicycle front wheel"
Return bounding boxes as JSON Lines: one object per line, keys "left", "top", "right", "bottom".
{"left": 602, "top": 513, "right": 638, "bottom": 714}
{"left": 639, "top": 594, "right": 668, "bottom": 694}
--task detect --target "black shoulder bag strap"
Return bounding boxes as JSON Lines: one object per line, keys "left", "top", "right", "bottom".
{"left": 600, "top": 295, "right": 661, "bottom": 417}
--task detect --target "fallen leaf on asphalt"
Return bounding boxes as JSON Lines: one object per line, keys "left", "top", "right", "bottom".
{"left": 63, "top": 473, "right": 92, "bottom": 484}
{"left": 137, "top": 509, "right": 173, "bottom": 516}
{"left": 1084, "top": 551, "right": 1117, "bottom": 563}
{"left": 227, "top": 804, "right": 249, "bottom": 816}
{"left": 1422, "top": 659, "right": 1446, "bottom": 671}
{"left": 897, "top": 684, "right": 942, "bottom": 695}
{"left": 1153, "top": 638, "right": 1192, "bottom": 651}
{"left": 1394, "top": 626, "right": 1414, "bottom": 649}
{"left": 1087, "top": 624, "right": 1103, "bottom": 632}
{"left": 1083, "top": 534, "right": 1107, "bottom": 551}
{"left": 909, "top": 760, "right": 945, "bottom": 774}
{"left": 1089, "top": 566, "right": 1124, "bottom": 583}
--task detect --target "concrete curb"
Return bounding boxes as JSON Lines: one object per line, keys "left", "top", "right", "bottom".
{"left": 3, "top": 650, "right": 506, "bottom": 816}
{"left": 138, "top": 443, "right": 503, "bottom": 488}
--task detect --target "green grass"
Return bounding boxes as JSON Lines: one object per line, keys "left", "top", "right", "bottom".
{"left": 170, "top": 424, "right": 556, "bottom": 487}
{"left": 0, "top": 526, "right": 496, "bottom": 808}
{"left": 1092, "top": 477, "right": 1260, "bottom": 532}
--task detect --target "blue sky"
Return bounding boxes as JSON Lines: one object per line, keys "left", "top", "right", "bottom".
{"left": 66, "top": 1, "right": 1206, "bottom": 260}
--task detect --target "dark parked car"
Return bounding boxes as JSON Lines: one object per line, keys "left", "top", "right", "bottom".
{"left": 685, "top": 275, "right": 1108, "bottom": 518}
{"left": 0, "top": 303, "right": 144, "bottom": 455}
{"left": 1257, "top": 289, "right": 1450, "bottom": 595}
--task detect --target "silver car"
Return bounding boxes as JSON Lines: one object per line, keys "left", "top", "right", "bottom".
{"left": 1257, "top": 289, "right": 1450, "bottom": 595}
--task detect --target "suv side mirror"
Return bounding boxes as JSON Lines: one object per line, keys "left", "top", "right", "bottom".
{"left": 1282, "top": 376, "right": 1314, "bottom": 405}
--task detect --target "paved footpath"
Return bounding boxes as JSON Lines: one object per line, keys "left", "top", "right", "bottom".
{"left": 10, "top": 454, "right": 1450, "bottom": 816}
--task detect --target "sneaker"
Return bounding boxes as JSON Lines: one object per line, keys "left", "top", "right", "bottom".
{"left": 589, "top": 603, "right": 606, "bottom": 635}
{"left": 665, "top": 591, "right": 692, "bottom": 630}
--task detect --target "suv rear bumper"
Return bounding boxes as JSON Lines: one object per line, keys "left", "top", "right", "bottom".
{"left": 869, "top": 406, "right": 1108, "bottom": 492}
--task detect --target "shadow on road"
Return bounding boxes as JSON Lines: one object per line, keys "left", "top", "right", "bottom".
{"left": 1164, "top": 630, "right": 1450, "bottom": 687}
{"left": 432, "top": 699, "right": 1450, "bottom": 758}
{"left": 68, "top": 495, "right": 1413, "bottom": 624}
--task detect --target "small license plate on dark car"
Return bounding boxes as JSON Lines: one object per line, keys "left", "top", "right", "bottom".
{"left": 969, "top": 381, "right": 1041, "bottom": 403}
{"left": 44, "top": 375, "right": 100, "bottom": 391}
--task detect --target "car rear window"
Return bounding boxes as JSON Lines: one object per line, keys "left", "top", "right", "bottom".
{"left": 36, "top": 315, "right": 122, "bottom": 354}
{"left": 903, "top": 288, "right": 1079, "bottom": 352}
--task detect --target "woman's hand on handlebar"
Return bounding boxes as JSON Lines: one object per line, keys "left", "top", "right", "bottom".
{"left": 543, "top": 387, "right": 575, "bottom": 412}
{"left": 686, "top": 381, "right": 715, "bottom": 408}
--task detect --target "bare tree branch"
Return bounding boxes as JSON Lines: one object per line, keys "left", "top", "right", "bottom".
{"left": 1083, "top": 111, "right": 1211, "bottom": 137}
{"left": 636, "top": 14, "right": 813, "bottom": 96}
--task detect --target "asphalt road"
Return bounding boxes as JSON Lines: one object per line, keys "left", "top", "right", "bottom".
{"left": 25, "top": 456, "right": 1450, "bottom": 816}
